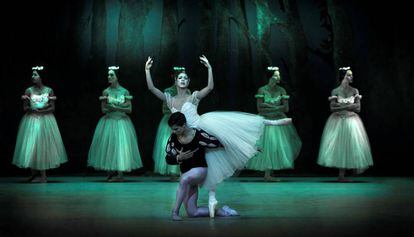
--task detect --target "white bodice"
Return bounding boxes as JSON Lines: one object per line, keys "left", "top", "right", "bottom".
{"left": 108, "top": 95, "right": 125, "bottom": 105}
{"left": 338, "top": 96, "right": 356, "bottom": 104}
{"left": 166, "top": 91, "right": 201, "bottom": 128}
{"left": 329, "top": 94, "right": 362, "bottom": 104}
{"left": 30, "top": 93, "right": 49, "bottom": 109}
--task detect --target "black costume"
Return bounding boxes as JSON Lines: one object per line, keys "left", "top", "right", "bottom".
{"left": 165, "top": 128, "right": 222, "bottom": 173}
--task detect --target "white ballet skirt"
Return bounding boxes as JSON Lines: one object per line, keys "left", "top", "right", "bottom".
{"left": 165, "top": 91, "right": 290, "bottom": 189}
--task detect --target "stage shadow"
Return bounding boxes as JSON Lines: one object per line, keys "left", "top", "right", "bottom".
{"left": 15, "top": 180, "right": 65, "bottom": 184}
{"left": 89, "top": 179, "right": 142, "bottom": 183}
{"left": 319, "top": 180, "right": 370, "bottom": 183}
{"left": 238, "top": 179, "right": 294, "bottom": 183}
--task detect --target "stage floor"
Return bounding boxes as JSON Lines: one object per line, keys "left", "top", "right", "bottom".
{"left": 1, "top": 177, "right": 413, "bottom": 237}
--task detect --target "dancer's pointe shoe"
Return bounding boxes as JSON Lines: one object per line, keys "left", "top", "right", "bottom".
{"left": 172, "top": 211, "right": 182, "bottom": 221}
{"left": 209, "top": 199, "right": 218, "bottom": 218}
{"left": 222, "top": 205, "right": 239, "bottom": 216}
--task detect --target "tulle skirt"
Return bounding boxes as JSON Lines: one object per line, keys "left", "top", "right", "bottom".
{"left": 246, "top": 122, "right": 301, "bottom": 170}
{"left": 88, "top": 112, "right": 143, "bottom": 172}
{"left": 317, "top": 112, "right": 373, "bottom": 171}
{"left": 153, "top": 115, "right": 180, "bottom": 175}
{"left": 196, "top": 111, "right": 265, "bottom": 189}
{"left": 13, "top": 113, "right": 67, "bottom": 170}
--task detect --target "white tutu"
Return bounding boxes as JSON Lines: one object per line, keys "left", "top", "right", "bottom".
{"left": 199, "top": 112, "right": 264, "bottom": 189}
{"left": 165, "top": 91, "right": 290, "bottom": 190}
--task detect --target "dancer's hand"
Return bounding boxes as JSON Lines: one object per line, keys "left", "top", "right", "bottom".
{"left": 29, "top": 107, "right": 39, "bottom": 113}
{"left": 21, "top": 95, "right": 30, "bottom": 100}
{"left": 177, "top": 148, "right": 199, "bottom": 161}
{"left": 99, "top": 95, "right": 108, "bottom": 101}
{"left": 145, "top": 57, "right": 153, "bottom": 71}
{"left": 199, "top": 55, "right": 211, "bottom": 69}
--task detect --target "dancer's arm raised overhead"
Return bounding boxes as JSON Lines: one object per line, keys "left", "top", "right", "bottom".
{"left": 196, "top": 55, "right": 214, "bottom": 100}
{"left": 145, "top": 57, "right": 166, "bottom": 101}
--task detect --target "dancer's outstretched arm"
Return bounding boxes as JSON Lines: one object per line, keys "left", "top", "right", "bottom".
{"left": 145, "top": 57, "right": 166, "bottom": 101}
{"left": 197, "top": 55, "right": 213, "bottom": 100}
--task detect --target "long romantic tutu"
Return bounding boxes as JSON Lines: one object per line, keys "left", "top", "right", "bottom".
{"left": 246, "top": 123, "right": 301, "bottom": 170}
{"left": 165, "top": 91, "right": 290, "bottom": 189}
{"left": 13, "top": 113, "right": 67, "bottom": 170}
{"left": 317, "top": 112, "right": 373, "bottom": 170}
{"left": 153, "top": 114, "right": 180, "bottom": 175}
{"left": 197, "top": 111, "right": 265, "bottom": 189}
{"left": 88, "top": 112, "right": 143, "bottom": 172}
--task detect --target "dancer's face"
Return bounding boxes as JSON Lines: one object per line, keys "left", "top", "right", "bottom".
{"left": 171, "top": 124, "right": 186, "bottom": 136}
{"left": 108, "top": 70, "right": 118, "bottom": 84}
{"left": 268, "top": 70, "right": 280, "bottom": 87}
{"left": 31, "top": 70, "right": 41, "bottom": 85}
{"left": 175, "top": 73, "right": 190, "bottom": 88}
{"left": 343, "top": 70, "right": 353, "bottom": 83}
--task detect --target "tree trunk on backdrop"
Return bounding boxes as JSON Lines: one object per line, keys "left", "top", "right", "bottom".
{"left": 232, "top": 0, "right": 254, "bottom": 111}
{"left": 214, "top": 0, "right": 231, "bottom": 109}
{"left": 255, "top": 0, "right": 274, "bottom": 74}
{"left": 198, "top": 0, "right": 215, "bottom": 59}
{"left": 116, "top": 0, "right": 152, "bottom": 83}
{"left": 327, "top": 0, "right": 355, "bottom": 71}
{"left": 89, "top": 0, "right": 107, "bottom": 83}
{"left": 327, "top": 0, "right": 355, "bottom": 70}
{"left": 279, "top": 0, "right": 309, "bottom": 90}
{"left": 157, "top": 0, "right": 180, "bottom": 87}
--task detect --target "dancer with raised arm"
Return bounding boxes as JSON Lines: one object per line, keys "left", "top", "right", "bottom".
{"left": 144, "top": 56, "right": 291, "bottom": 217}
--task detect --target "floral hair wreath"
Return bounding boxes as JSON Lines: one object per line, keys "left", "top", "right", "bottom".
{"left": 267, "top": 66, "right": 279, "bottom": 71}
{"left": 339, "top": 66, "right": 351, "bottom": 71}
{"left": 108, "top": 66, "right": 120, "bottom": 70}
{"left": 173, "top": 66, "right": 185, "bottom": 71}
{"left": 32, "top": 66, "right": 44, "bottom": 71}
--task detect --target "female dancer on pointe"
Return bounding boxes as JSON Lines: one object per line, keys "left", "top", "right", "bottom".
{"left": 144, "top": 56, "right": 291, "bottom": 217}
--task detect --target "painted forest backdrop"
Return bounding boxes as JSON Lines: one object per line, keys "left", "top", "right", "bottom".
{"left": 1, "top": 0, "right": 413, "bottom": 176}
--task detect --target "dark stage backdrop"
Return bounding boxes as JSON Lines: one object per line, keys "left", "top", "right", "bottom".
{"left": 1, "top": 0, "right": 413, "bottom": 176}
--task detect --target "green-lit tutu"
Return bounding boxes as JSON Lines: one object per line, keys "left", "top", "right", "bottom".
{"left": 317, "top": 112, "right": 373, "bottom": 170}
{"left": 13, "top": 113, "right": 68, "bottom": 170}
{"left": 88, "top": 112, "right": 143, "bottom": 171}
{"left": 153, "top": 114, "right": 180, "bottom": 175}
{"left": 246, "top": 122, "right": 301, "bottom": 170}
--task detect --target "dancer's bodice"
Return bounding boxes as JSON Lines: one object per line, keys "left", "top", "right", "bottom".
{"left": 165, "top": 92, "right": 201, "bottom": 128}
{"left": 337, "top": 95, "right": 358, "bottom": 104}
{"left": 28, "top": 87, "right": 51, "bottom": 109}
{"left": 256, "top": 85, "right": 289, "bottom": 119}
{"left": 330, "top": 94, "right": 362, "bottom": 117}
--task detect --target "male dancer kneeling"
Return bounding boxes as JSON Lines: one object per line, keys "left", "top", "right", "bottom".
{"left": 166, "top": 112, "right": 238, "bottom": 221}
